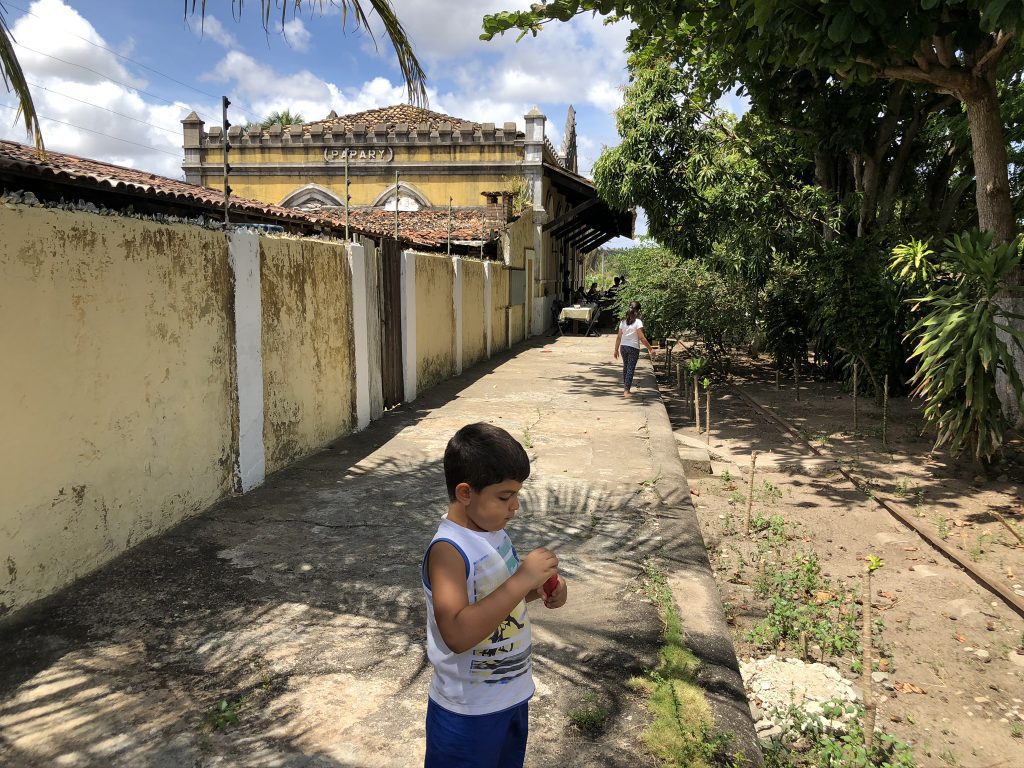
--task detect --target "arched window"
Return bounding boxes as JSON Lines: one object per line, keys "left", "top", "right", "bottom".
{"left": 278, "top": 184, "right": 345, "bottom": 211}
{"left": 371, "top": 182, "right": 432, "bottom": 211}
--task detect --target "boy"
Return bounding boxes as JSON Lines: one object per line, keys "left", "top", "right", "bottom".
{"left": 421, "top": 422, "right": 568, "bottom": 768}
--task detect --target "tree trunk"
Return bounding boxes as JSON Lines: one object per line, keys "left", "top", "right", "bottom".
{"left": 963, "top": 76, "right": 1016, "bottom": 250}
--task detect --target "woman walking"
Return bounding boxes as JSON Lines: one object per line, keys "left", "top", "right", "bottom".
{"left": 613, "top": 301, "right": 654, "bottom": 397}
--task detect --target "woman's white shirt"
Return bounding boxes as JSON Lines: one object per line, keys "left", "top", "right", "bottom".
{"left": 619, "top": 318, "right": 643, "bottom": 349}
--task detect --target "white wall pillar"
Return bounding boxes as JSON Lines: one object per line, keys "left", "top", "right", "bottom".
{"left": 347, "top": 243, "right": 371, "bottom": 430}
{"left": 484, "top": 261, "right": 493, "bottom": 358}
{"left": 401, "top": 249, "right": 417, "bottom": 402}
{"left": 452, "top": 257, "right": 464, "bottom": 375}
{"left": 228, "top": 230, "right": 265, "bottom": 493}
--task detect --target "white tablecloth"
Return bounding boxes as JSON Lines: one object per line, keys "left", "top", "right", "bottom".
{"left": 559, "top": 304, "right": 597, "bottom": 322}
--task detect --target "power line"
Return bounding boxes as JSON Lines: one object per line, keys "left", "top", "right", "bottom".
{"left": 12, "top": 40, "right": 217, "bottom": 125}
{"left": 5, "top": 0, "right": 265, "bottom": 123}
{"left": 0, "top": 102, "right": 181, "bottom": 157}
{"left": 26, "top": 81, "right": 179, "bottom": 135}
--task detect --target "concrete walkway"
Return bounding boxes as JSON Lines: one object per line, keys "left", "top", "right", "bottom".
{"left": 0, "top": 336, "right": 758, "bottom": 767}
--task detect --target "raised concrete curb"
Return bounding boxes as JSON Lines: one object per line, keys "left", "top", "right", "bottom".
{"left": 674, "top": 431, "right": 714, "bottom": 476}
{"left": 636, "top": 361, "right": 764, "bottom": 766}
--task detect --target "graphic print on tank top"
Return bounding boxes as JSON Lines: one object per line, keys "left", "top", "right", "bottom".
{"left": 469, "top": 536, "right": 531, "bottom": 684}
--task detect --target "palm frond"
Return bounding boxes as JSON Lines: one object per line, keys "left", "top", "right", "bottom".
{"left": 187, "top": 1, "right": 427, "bottom": 107}
{"left": 0, "top": 2, "right": 43, "bottom": 154}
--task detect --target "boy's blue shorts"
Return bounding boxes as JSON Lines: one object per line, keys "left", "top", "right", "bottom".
{"left": 424, "top": 698, "right": 529, "bottom": 768}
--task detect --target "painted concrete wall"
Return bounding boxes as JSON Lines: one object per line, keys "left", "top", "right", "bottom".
{"left": 0, "top": 206, "right": 237, "bottom": 616}
{"left": 461, "top": 260, "right": 488, "bottom": 368}
{"left": 504, "top": 210, "right": 533, "bottom": 270}
{"left": 415, "top": 252, "right": 457, "bottom": 392}
{"left": 490, "top": 266, "right": 510, "bottom": 351}
{"left": 260, "top": 238, "right": 356, "bottom": 474}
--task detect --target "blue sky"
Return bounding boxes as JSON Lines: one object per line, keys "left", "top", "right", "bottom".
{"left": 0, "top": 1, "right": 756, "bottom": 243}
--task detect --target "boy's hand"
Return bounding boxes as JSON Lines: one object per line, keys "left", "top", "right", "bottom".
{"left": 542, "top": 576, "right": 567, "bottom": 609}
{"left": 519, "top": 547, "right": 558, "bottom": 591}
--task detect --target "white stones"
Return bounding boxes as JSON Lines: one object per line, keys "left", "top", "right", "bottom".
{"left": 739, "top": 656, "right": 860, "bottom": 740}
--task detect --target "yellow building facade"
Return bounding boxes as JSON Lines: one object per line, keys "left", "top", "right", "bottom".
{"left": 182, "top": 104, "right": 631, "bottom": 335}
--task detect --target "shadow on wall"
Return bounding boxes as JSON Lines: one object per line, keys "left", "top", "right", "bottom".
{"left": 0, "top": 337, "right": 678, "bottom": 767}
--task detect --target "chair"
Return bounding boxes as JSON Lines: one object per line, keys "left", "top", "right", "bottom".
{"left": 550, "top": 300, "right": 567, "bottom": 337}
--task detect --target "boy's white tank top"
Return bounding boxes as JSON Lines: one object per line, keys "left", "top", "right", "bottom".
{"left": 421, "top": 515, "right": 534, "bottom": 715}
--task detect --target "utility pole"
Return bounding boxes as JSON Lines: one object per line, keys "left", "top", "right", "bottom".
{"left": 221, "top": 96, "right": 232, "bottom": 225}
{"left": 344, "top": 152, "right": 350, "bottom": 241}
{"left": 394, "top": 169, "right": 400, "bottom": 242}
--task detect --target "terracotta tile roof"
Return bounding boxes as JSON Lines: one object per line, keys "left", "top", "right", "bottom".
{"left": 0, "top": 139, "right": 498, "bottom": 249}
{"left": 305, "top": 104, "right": 516, "bottom": 133}
{"left": 0, "top": 139, "right": 367, "bottom": 231}
{"left": 344, "top": 207, "right": 499, "bottom": 247}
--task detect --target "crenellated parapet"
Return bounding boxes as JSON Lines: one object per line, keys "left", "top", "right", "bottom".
{"left": 199, "top": 121, "right": 522, "bottom": 149}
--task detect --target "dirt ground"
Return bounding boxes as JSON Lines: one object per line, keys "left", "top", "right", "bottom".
{"left": 658, "top": 346, "right": 1024, "bottom": 768}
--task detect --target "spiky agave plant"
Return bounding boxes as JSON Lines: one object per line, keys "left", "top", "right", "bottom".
{"left": 897, "top": 231, "right": 1024, "bottom": 464}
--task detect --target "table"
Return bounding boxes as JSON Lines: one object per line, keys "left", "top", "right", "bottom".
{"left": 557, "top": 303, "right": 600, "bottom": 336}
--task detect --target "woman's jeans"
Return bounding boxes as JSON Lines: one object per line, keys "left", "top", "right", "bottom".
{"left": 620, "top": 345, "right": 640, "bottom": 390}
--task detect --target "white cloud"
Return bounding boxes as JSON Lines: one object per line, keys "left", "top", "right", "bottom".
{"left": 362, "top": 1, "right": 630, "bottom": 117}
{"left": 280, "top": 18, "right": 312, "bottom": 52}
{"left": 0, "top": 0, "right": 204, "bottom": 179}
{"left": 192, "top": 15, "right": 238, "bottom": 49}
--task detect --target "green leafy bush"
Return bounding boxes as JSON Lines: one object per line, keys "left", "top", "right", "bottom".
{"left": 893, "top": 230, "right": 1024, "bottom": 463}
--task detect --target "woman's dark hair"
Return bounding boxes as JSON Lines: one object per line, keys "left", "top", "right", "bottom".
{"left": 444, "top": 422, "right": 530, "bottom": 500}
{"left": 625, "top": 300, "right": 641, "bottom": 326}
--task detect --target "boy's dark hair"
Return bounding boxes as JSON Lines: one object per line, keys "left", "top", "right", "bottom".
{"left": 444, "top": 422, "right": 530, "bottom": 500}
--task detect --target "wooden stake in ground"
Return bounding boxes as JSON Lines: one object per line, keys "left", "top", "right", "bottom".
{"left": 853, "top": 363, "right": 859, "bottom": 434}
{"left": 775, "top": 368, "right": 780, "bottom": 391}
{"left": 882, "top": 374, "right": 889, "bottom": 446}
{"left": 693, "top": 374, "right": 701, "bottom": 432}
{"left": 704, "top": 378, "right": 711, "bottom": 445}
{"left": 676, "top": 362, "right": 684, "bottom": 396}
{"left": 989, "top": 508, "right": 1024, "bottom": 547}
{"left": 861, "top": 555, "right": 884, "bottom": 752}
{"left": 794, "top": 359, "right": 800, "bottom": 402}
{"left": 667, "top": 342, "right": 673, "bottom": 379}
{"left": 743, "top": 451, "right": 758, "bottom": 536}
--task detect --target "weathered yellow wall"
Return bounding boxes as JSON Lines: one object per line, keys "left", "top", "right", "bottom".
{"left": 490, "top": 266, "right": 510, "bottom": 351}
{"left": 0, "top": 206, "right": 236, "bottom": 616}
{"left": 503, "top": 210, "right": 533, "bottom": 270}
{"left": 260, "top": 238, "right": 356, "bottom": 474}
{"left": 202, "top": 143, "right": 524, "bottom": 208}
{"left": 415, "top": 253, "right": 457, "bottom": 392}
{"left": 461, "top": 260, "right": 487, "bottom": 368}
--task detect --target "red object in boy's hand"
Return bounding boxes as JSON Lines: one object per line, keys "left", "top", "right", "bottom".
{"left": 542, "top": 574, "right": 559, "bottom": 597}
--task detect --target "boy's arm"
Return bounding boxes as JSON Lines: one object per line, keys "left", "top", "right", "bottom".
{"left": 428, "top": 541, "right": 555, "bottom": 654}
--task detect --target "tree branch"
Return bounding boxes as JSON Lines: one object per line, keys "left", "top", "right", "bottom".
{"left": 973, "top": 31, "right": 1014, "bottom": 78}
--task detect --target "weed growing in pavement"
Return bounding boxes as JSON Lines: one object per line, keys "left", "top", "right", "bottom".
{"left": 633, "top": 560, "right": 744, "bottom": 768}
{"left": 206, "top": 696, "right": 245, "bottom": 730}
{"left": 727, "top": 490, "right": 745, "bottom": 505}
{"left": 1011, "top": 722, "right": 1023, "bottom": 739}
{"left": 722, "top": 511, "right": 738, "bottom": 537}
{"left": 567, "top": 692, "right": 610, "bottom": 735}
{"left": 720, "top": 469, "right": 733, "bottom": 484}
{"left": 761, "top": 700, "right": 917, "bottom": 768}
{"left": 937, "top": 516, "right": 950, "bottom": 540}
{"left": 894, "top": 478, "right": 910, "bottom": 497}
